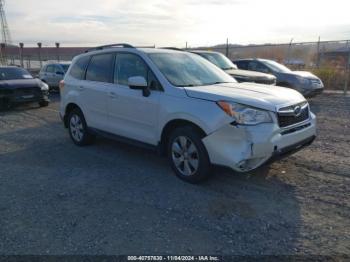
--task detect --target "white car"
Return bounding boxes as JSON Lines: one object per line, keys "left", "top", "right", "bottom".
{"left": 59, "top": 44, "right": 316, "bottom": 183}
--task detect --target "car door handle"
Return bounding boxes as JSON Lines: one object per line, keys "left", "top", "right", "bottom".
{"left": 78, "top": 86, "right": 85, "bottom": 91}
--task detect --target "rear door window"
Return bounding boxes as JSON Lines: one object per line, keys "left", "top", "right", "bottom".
{"left": 236, "top": 60, "right": 248, "bottom": 70}
{"left": 86, "top": 53, "right": 115, "bottom": 83}
{"left": 46, "top": 65, "right": 54, "bottom": 73}
{"left": 248, "top": 61, "right": 270, "bottom": 73}
{"left": 69, "top": 56, "right": 91, "bottom": 80}
{"left": 54, "top": 65, "right": 63, "bottom": 74}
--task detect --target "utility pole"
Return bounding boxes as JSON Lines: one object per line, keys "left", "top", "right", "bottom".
{"left": 316, "top": 36, "right": 321, "bottom": 68}
{"left": 286, "top": 38, "right": 293, "bottom": 64}
{"left": 0, "top": 0, "right": 12, "bottom": 65}
{"left": 344, "top": 40, "right": 349, "bottom": 95}
{"left": 37, "top": 42, "right": 42, "bottom": 68}
{"left": 55, "top": 42, "right": 60, "bottom": 62}
{"left": 19, "top": 42, "right": 24, "bottom": 67}
{"left": 226, "top": 38, "right": 229, "bottom": 57}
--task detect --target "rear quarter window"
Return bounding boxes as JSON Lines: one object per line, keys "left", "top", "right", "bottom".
{"left": 69, "top": 56, "right": 90, "bottom": 80}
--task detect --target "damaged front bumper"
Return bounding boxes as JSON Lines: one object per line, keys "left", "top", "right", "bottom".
{"left": 202, "top": 112, "right": 316, "bottom": 172}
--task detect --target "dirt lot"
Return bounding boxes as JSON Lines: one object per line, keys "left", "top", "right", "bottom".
{"left": 0, "top": 93, "right": 349, "bottom": 255}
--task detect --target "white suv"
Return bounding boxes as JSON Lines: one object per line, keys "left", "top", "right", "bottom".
{"left": 59, "top": 44, "right": 316, "bottom": 183}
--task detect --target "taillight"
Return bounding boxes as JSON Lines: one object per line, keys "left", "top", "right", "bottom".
{"left": 59, "top": 80, "right": 65, "bottom": 92}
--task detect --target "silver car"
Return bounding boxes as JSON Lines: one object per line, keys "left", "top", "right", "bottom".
{"left": 60, "top": 44, "right": 316, "bottom": 183}
{"left": 39, "top": 62, "right": 70, "bottom": 90}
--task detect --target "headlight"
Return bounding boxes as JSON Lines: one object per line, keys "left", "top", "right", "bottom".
{"left": 39, "top": 81, "right": 49, "bottom": 91}
{"left": 296, "top": 76, "right": 309, "bottom": 85}
{"left": 217, "top": 101, "right": 272, "bottom": 125}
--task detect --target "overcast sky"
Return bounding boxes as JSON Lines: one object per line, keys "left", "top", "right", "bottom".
{"left": 5, "top": 0, "right": 350, "bottom": 47}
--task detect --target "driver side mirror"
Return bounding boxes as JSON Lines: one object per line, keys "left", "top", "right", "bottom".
{"left": 128, "top": 76, "right": 150, "bottom": 97}
{"left": 56, "top": 71, "right": 64, "bottom": 75}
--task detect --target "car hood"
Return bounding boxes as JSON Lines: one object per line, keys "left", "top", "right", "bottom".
{"left": 225, "top": 68, "right": 276, "bottom": 80}
{"left": 184, "top": 82, "right": 306, "bottom": 112}
{"left": 0, "top": 78, "right": 42, "bottom": 89}
{"left": 284, "top": 71, "right": 320, "bottom": 80}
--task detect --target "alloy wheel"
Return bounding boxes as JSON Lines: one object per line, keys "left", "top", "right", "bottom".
{"left": 171, "top": 136, "right": 199, "bottom": 176}
{"left": 70, "top": 114, "right": 84, "bottom": 142}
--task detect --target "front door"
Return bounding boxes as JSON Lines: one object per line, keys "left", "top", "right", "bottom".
{"left": 106, "top": 53, "right": 161, "bottom": 145}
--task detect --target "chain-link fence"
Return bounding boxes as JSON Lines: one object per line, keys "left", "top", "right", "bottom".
{"left": 196, "top": 39, "right": 350, "bottom": 93}
{"left": 1, "top": 40, "right": 349, "bottom": 93}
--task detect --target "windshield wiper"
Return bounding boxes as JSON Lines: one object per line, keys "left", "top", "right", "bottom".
{"left": 177, "top": 84, "right": 197, "bottom": 87}
{"left": 206, "top": 81, "right": 232, "bottom": 85}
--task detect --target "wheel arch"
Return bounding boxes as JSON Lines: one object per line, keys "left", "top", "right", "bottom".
{"left": 159, "top": 119, "right": 208, "bottom": 155}
{"left": 64, "top": 103, "right": 82, "bottom": 128}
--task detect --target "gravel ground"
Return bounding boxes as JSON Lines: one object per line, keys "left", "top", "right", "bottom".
{"left": 0, "top": 93, "right": 349, "bottom": 255}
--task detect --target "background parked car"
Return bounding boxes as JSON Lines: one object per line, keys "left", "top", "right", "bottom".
{"left": 191, "top": 51, "right": 276, "bottom": 85}
{"left": 39, "top": 62, "right": 70, "bottom": 90}
{"left": 0, "top": 66, "right": 49, "bottom": 109}
{"left": 234, "top": 58, "right": 324, "bottom": 97}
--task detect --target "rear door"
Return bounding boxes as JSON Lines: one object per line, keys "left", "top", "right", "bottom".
{"left": 106, "top": 52, "right": 161, "bottom": 145}
{"left": 81, "top": 53, "right": 115, "bottom": 130}
{"left": 45, "top": 65, "right": 55, "bottom": 85}
{"left": 52, "top": 65, "right": 64, "bottom": 87}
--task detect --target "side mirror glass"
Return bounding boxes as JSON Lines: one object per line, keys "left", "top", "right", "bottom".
{"left": 128, "top": 76, "right": 147, "bottom": 89}
{"left": 128, "top": 76, "right": 150, "bottom": 97}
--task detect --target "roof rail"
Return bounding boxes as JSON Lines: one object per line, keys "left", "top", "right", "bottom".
{"left": 85, "top": 43, "right": 134, "bottom": 53}
{"left": 160, "top": 47, "right": 184, "bottom": 51}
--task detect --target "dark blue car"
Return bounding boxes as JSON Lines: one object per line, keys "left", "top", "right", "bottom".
{"left": 234, "top": 58, "right": 324, "bottom": 97}
{"left": 0, "top": 66, "right": 50, "bottom": 109}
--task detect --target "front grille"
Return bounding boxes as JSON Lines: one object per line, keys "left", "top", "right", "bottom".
{"left": 278, "top": 102, "right": 310, "bottom": 128}
{"left": 14, "top": 87, "right": 41, "bottom": 97}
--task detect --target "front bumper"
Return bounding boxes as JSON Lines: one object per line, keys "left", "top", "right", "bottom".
{"left": 202, "top": 112, "right": 316, "bottom": 172}
{"left": 3, "top": 89, "right": 49, "bottom": 104}
{"left": 303, "top": 87, "right": 324, "bottom": 98}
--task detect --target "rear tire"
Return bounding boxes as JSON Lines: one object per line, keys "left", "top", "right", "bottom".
{"left": 167, "top": 126, "right": 211, "bottom": 183}
{"left": 67, "top": 108, "right": 95, "bottom": 146}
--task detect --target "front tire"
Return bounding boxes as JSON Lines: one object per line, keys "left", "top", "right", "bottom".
{"left": 167, "top": 126, "right": 211, "bottom": 183}
{"left": 68, "top": 108, "right": 95, "bottom": 146}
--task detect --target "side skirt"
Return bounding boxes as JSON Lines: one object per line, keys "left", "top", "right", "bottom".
{"left": 88, "top": 127, "right": 161, "bottom": 154}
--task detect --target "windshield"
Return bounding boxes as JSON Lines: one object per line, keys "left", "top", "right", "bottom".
{"left": 262, "top": 60, "right": 291, "bottom": 73}
{"left": 0, "top": 68, "right": 33, "bottom": 80}
{"left": 148, "top": 52, "right": 237, "bottom": 87}
{"left": 60, "top": 64, "right": 70, "bottom": 72}
{"left": 198, "top": 52, "right": 238, "bottom": 70}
